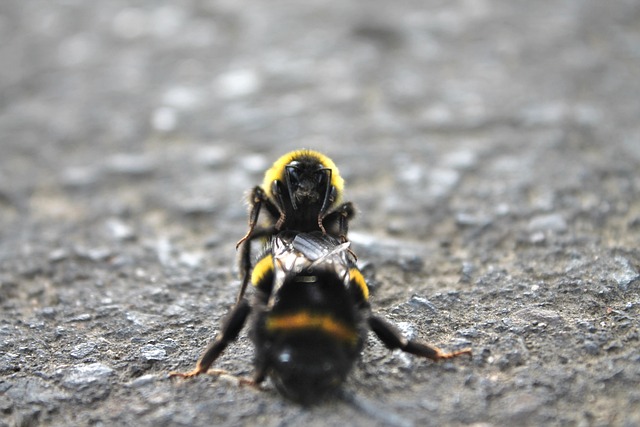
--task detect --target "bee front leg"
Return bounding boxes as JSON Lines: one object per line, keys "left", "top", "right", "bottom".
{"left": 322, "top": 201, "right": 355, "bottom": 240}
{"left": 236, "top": 186, "right": 267, "bottom": 250}
{"left": 236, "top": 186, "right": 279, "bottom": 302}
{"left": 336, "top": 201, "right": 355, "bottom": 241}
{"left": 236, "top": 226, "right": 275, "bottom": 302}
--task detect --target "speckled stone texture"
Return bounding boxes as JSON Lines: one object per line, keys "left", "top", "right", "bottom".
{"left": 1, "top": 1, "right": 639, "bottom": 426}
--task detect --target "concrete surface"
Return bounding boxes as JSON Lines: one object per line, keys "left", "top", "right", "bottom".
{"left": 1, "top": 1, "right": 639, "bottom": 426}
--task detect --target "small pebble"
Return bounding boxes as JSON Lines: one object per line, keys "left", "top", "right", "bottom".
{"left": 61, "top": 363, "right": 114, "bottom": 388}
{"left": 140, "top": 344, "right": 167, "bottom": 361}
{"left": 67, "top": 313, "right": 92, "bottom": 322}
{"left": 129, "top": 374, "right": 157, "bottom": 388}
{"left": 612, "top": 256, "right": 639, "bottom": 290}
{"left": 70, "top": 342, "right": 97, "bottom": 359}
{"left": 583, "top": 341, "right": 600, "bottom": 355}
{"left": 408, "top": 295, "right": 438, "bottom": 313}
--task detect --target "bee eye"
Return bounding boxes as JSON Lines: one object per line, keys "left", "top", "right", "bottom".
{"left": 286, "top": 166, "right": 301, "bottom": 184}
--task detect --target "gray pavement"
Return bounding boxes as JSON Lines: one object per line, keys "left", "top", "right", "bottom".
{"left": 1, "top": 1, "right": 639, "bottom": 426}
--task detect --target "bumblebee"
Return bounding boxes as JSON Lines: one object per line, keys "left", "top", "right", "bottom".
{"left": 235, "top": 150, "right": 355, "bottom": 301}
{"left": 170, "top": 231, "right": 471, "bottom": 404}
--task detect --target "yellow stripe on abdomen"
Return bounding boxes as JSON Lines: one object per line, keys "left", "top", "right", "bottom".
{"left": 349, "top": 268, "right": 369, "bottom": 301}
{"left": 251, "top": 254, "right": 273, "bottom": 287}
{"left": 266, "top": 312, "right": 358, "bottom": 344}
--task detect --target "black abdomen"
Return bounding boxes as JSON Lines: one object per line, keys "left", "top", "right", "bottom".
{"left": 251, "top": 270, "right": 366, "bottom": 404}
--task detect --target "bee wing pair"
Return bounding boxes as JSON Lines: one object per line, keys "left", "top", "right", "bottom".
{"left": 272, "top": 231, "right": 352, "bottom": 277}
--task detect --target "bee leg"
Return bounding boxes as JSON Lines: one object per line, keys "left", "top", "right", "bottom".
{"left": 194, "top": 368, "right": 264, "bottom": 391}
{"left": 236, "top": 235, "right": 253, "bottom": 302}
{"left": 169, "top": 299, "right": 252, "bottom": 379}
{"left": 320, "top": 201, "right": 355, "bottom": 239}
{"left": 236, "top": 366, "right": 267, "bottom": 390}
{"left": 192, "top": 370, "right": 263, "bottom": 391}
{"left": 270, "top": 180, "right": 288, "bottom": 230}
{"left": 336, "top": 201, "right": 355, "bottom": 241}
{"left": 236, "top": 186, "right": 279, "bottom": 250}
{"left": 191, "top": 360, "right": 264, "bottom": 391}
{"left": 325, "top": 201, "right": 356, "bottom": 258}
{"left": 236, "top": 226, "right": 275, "bottom": 302}
{"left": 236, "top": 186, "right": 279, "bottom": 302}
{"left": 347, "top": 247, "right": 358, "bottom": 261}
{"left": 236, "top": 186, "right": 267, "bottom": 250}
{"left": 318, "top": 185, "right": 340, "bottom": 234}
{"left": 317, "top": 170, "right": 335, "bottom": 233}
{"left": 368, "top": 315, "right": 472, "bottom": 361}
{"left": 317, "top": 217, "right": 327, "bottom": 234}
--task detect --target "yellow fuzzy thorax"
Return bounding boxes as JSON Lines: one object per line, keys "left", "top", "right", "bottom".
{"left": 261, "top": 150, "right": 344, "bottom": 200}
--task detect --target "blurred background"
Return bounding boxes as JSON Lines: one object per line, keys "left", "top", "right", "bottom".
{"left": 2, "top": 1, "right": 640, "bottom": 426}
{"left": 3, "top": 1, "right": 639, "bottom": 249}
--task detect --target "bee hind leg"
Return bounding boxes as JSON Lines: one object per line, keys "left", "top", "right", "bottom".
{"left": 368, "top": 314, "right": 471, "bottom": 361}
{"left": 169, "top": 299, "right": 252, "bottom": 379}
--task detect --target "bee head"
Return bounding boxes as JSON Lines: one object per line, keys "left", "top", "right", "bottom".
{"left": 284, "top": 160, "right": 331, "bottom": 208}
{"left": 263, "top": 150, "right": 344, "bottom": 211}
